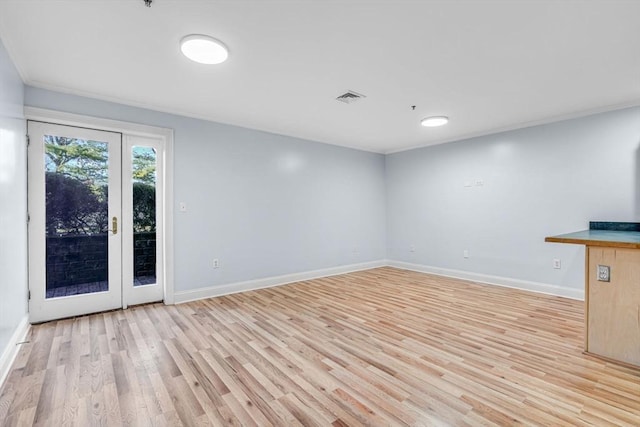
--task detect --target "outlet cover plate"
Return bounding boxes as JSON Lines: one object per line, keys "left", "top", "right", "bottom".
{"left": 597, "top": 265, "right": 610, "bottom": 282}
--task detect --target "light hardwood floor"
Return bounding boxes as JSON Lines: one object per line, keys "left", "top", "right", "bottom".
{"left": 1, "top": 267, "right": 639, "bottom": 426}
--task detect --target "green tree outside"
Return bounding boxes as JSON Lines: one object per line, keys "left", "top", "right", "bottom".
{"left": 44, "top": 138, "right": 157, "bottom": 235}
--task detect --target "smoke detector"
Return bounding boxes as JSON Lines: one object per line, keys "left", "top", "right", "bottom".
{"left": 336, "top": 90, "right": 366, "bottom": 104}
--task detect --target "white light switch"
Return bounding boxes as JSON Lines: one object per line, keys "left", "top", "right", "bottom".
{"left": 179, "top": 202, "right": 187, "bottom": 212}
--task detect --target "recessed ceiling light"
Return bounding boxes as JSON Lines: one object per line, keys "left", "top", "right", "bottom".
{"left": 180, "top": 34, "right": 229, "bottom": 65}
{"left": 420, "top": 116, "right": 449, "bottom": 127}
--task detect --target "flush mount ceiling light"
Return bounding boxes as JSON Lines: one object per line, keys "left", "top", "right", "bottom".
{"left": 180, "top": 34, "right": 229, "bottom": 65}
{"left": 420, "top": 116, "right": 449, "bottom": 127}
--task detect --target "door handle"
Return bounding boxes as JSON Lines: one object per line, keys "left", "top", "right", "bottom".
{"left": 111, "top": 216, "right": 118, "bottom": 235}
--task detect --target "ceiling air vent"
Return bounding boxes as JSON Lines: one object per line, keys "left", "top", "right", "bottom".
{"left": 335, "top": 90, "right": 366, "bottom": 104}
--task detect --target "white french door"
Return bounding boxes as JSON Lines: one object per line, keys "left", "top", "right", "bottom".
{"left": 122, "top": 135, "right": 164, "bottom": 307}
{"left": 28, "top": 121, "right": 164, "bottom": 323}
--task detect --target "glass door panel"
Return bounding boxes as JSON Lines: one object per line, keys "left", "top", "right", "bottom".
{"left": 44, "top": 135, "right": 110, "bottom": 298}
{"left": 132, "top": 146, "right": 157, "bottom": 287}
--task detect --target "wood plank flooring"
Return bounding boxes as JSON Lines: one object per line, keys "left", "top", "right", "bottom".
{"left": 1, "top": 267, "right": 639, "bottom": 426}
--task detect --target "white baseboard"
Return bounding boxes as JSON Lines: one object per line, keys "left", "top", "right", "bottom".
{"left": 174, "top": 258, "right": 583, "bottom": 305}
{"left": 0, "top": 316, "right": 30, "bottom": 388}
{"left": 388, "top": 260, "right": 584, "bottom": 300}
{"left": 174, "top": 260, "right": 387, "bottom": 304}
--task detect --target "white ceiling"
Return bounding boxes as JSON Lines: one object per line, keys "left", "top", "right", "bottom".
{"left": 1, "top": 0, "right": 639, "bottom": 153}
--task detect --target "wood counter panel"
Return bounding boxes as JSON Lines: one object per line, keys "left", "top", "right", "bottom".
{"left": 587, "top": 247, "right": 640, "bottom": 366}
{"left": 545, "top": 235, "right": 640, "bottom": 249}
{"left": 546, "top": 229, "right": 640, "bottom": 249}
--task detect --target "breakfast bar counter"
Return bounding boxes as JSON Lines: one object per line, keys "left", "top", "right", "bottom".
{"left": 546, "top": 222, "right": 640, "bottom": 367}
{"left": 545, "top": 229, "right": 640, "bottom": 249}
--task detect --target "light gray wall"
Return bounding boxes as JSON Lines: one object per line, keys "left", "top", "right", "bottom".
{"left": 0, "top": 39, "right": 27, "bottom": 358}
{"left": 386, "top": 107, "right": 640, "bottom": 292}
{"left": 25, "top": 86, "right": 387, "bottom": 292}
{"left": 23, "top": 80, "right": 640, "bottom": 300}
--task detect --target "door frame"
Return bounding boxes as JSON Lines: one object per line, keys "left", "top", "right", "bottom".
{"left": 25, "top": 107, "right": 175, "bottom": 314}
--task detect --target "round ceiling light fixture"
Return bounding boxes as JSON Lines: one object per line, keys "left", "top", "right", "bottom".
{"left": 180, "top": 34, "right": 229, "bottom": 65}
{"left": 420, "top": 116, "right": 449, "bottom": 127}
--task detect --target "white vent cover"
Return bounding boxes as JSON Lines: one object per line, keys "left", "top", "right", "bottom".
{"left": 336, "top": 90, "right": 366, "bottom": 104}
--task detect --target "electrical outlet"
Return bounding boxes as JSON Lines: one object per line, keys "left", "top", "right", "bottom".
{"left": 475, "top": 179, "right": 484, "bottom": 187}
{"left": 597, "top": 265, "right": 610, "bottom": 282}
{"left": 553, "top": 259, "right": 561, "bottom": 269}
{"left": 463, "top": 249, "right": 469, "bottom": 259}
{"left": 213, "top": 259, "right": 220, "bottom": 269}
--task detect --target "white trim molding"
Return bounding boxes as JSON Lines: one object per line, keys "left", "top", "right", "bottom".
{"left": 0, "top": 316, "right": 30, "bottom": 388}
{"left": 174, "top": 259, "right": 584, "bottom": 304}
{"left": 24, "top": 106, "right": 173, "bottom": 139}
{"left": 387, "top": 260, "right": 584, "bottom": 300}
{"left": 174, "top": 260, "right": 387, "bottom": 304}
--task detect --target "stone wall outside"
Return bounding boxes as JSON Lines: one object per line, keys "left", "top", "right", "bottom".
{"left": 46, "top": 232, "right": 156, "bottom": 288}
